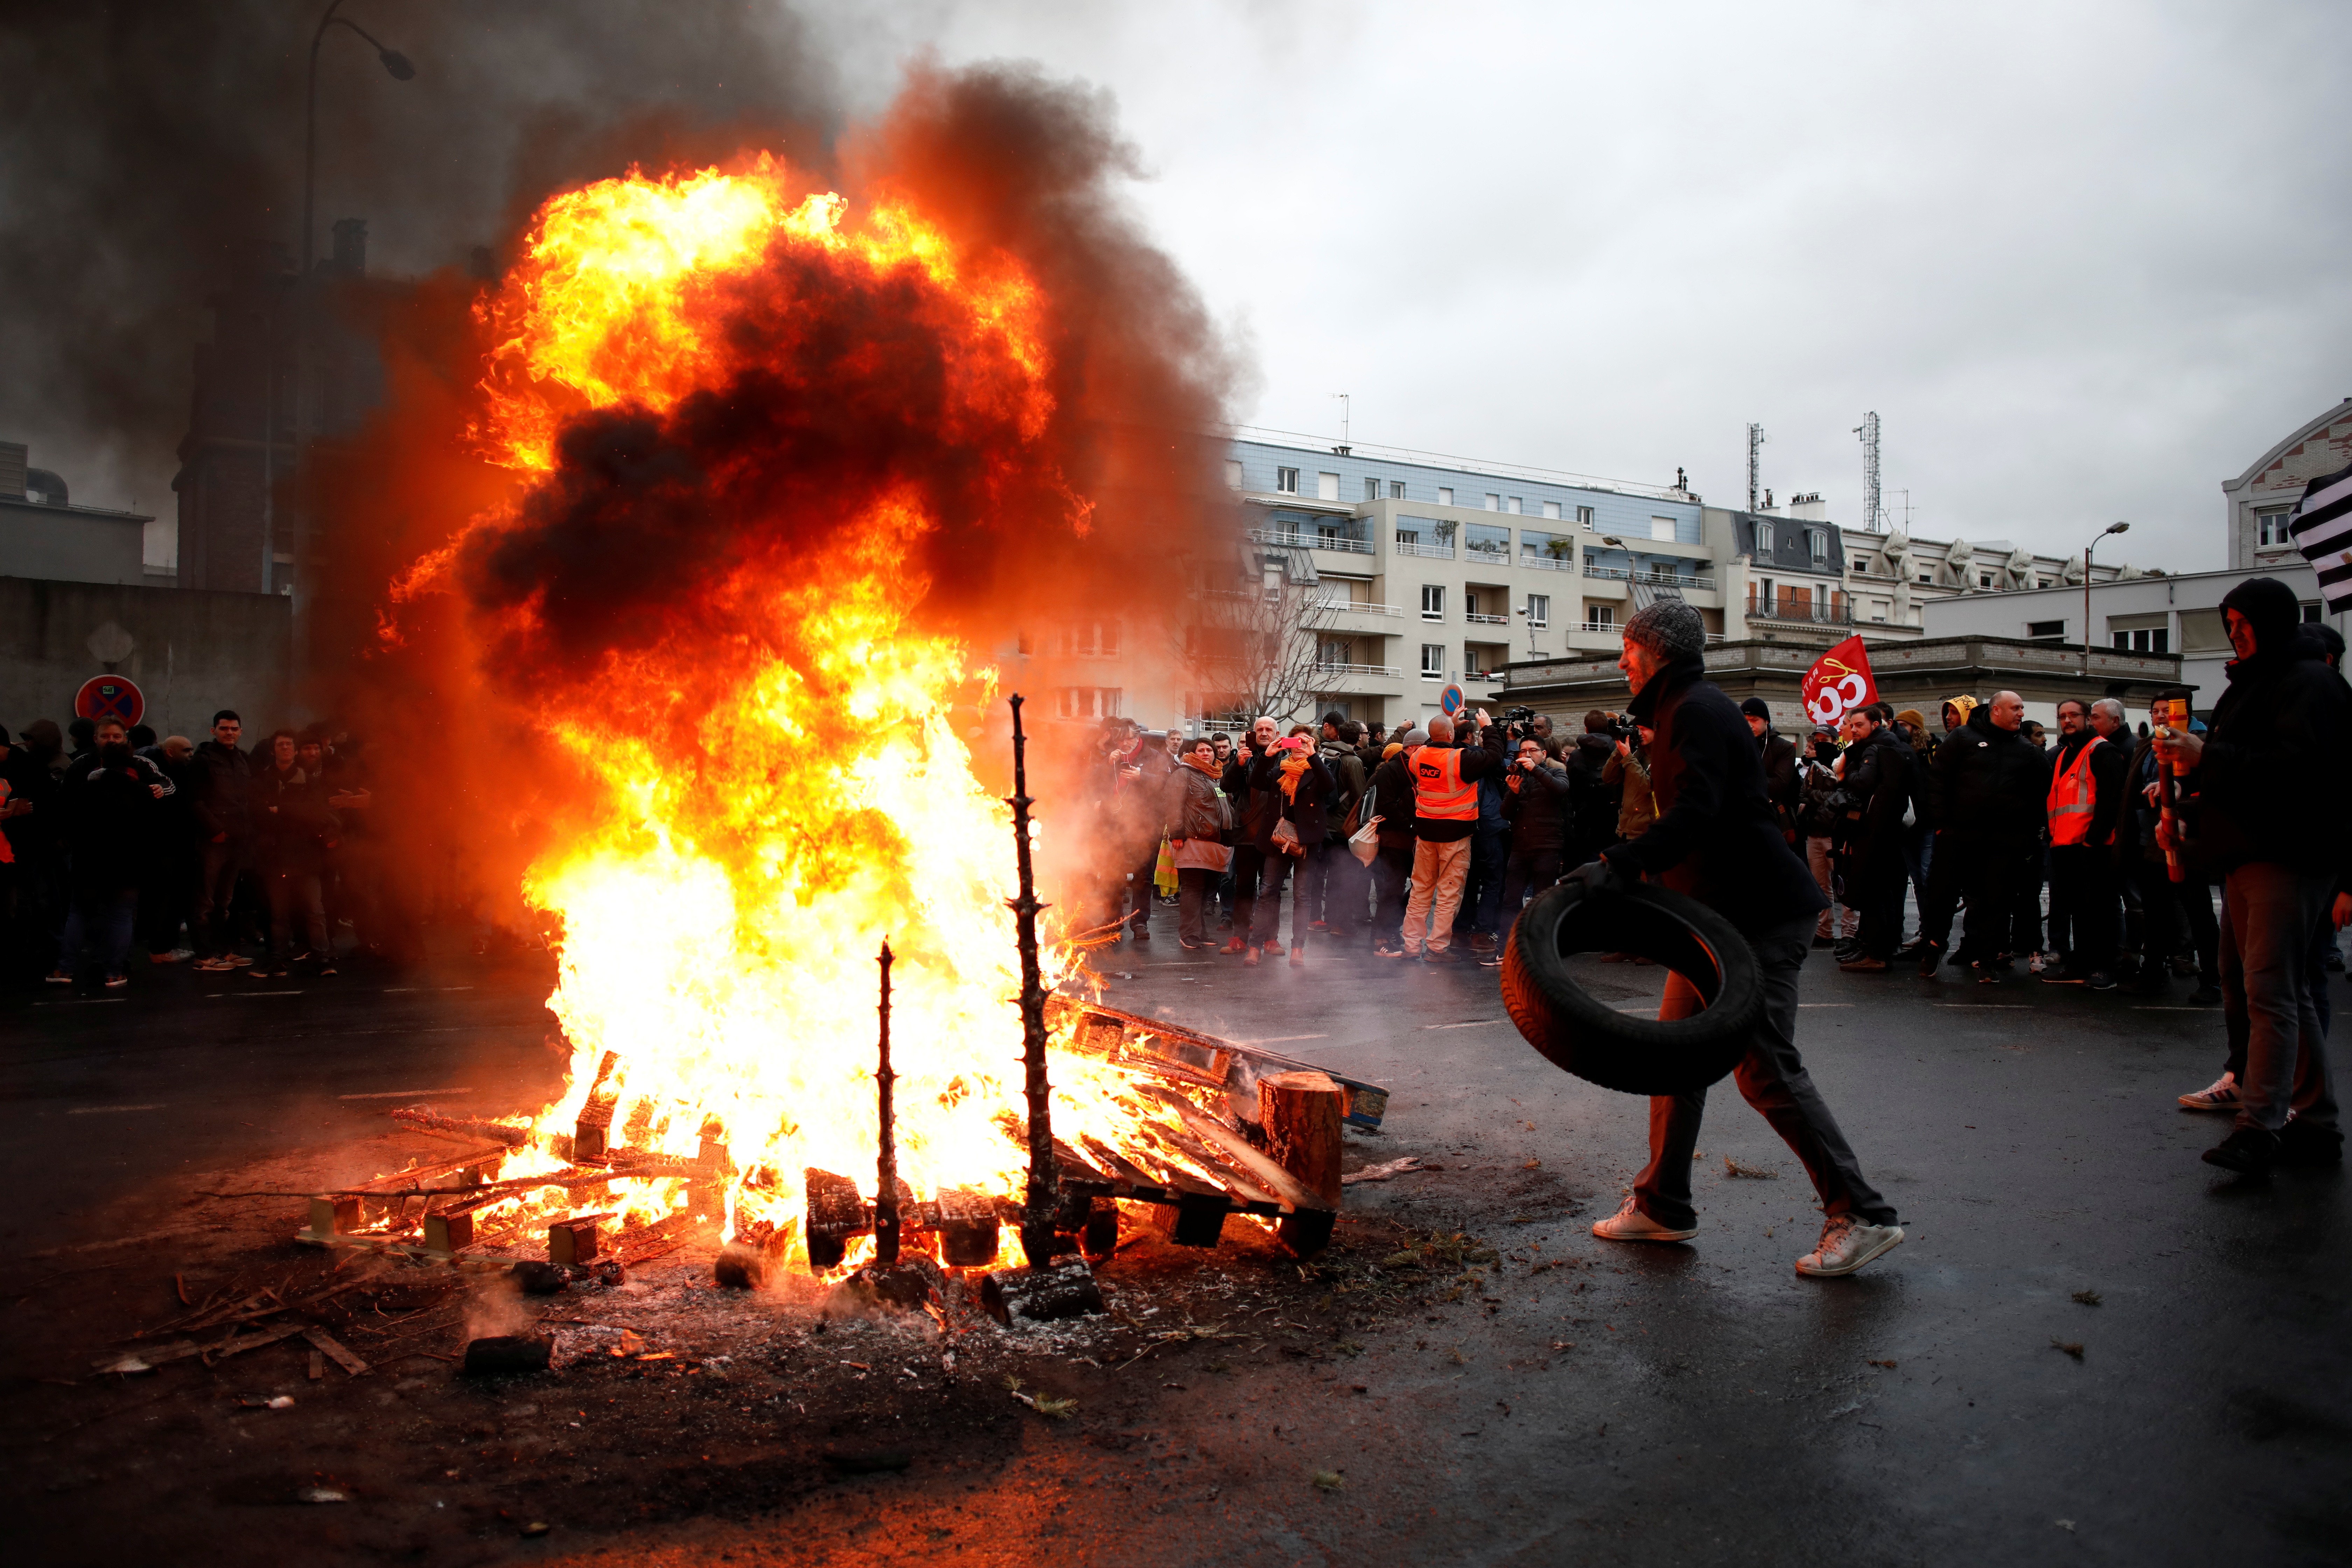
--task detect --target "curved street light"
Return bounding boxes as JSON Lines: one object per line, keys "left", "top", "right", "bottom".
{"left": 302, "top": 0, "right": 416, "bottom": 276}
{"left": 2083, "top": 520, "right": 2129, "bottom": 676}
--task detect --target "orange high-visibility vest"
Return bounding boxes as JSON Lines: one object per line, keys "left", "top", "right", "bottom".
{"left": 1410, "top": 744, "right": 1479, "bottom": 820}
{"left": 2047, "top": 735, "right": 2105, "bottom": 846}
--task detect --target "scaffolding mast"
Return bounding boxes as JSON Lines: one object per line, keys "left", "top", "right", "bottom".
{"left": 1746, "top": 422, "right": 1765, "bottom": 512}
{"left": 1853, "top": 411, "right": 1884, "bottom": 533}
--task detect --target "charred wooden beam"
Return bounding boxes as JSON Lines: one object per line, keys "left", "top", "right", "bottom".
{"left": 933, "top": 1186, "right": 1001, "bottom": 1268}
{"left": 548, "top": 1213, "right": 612, "bottom": 1268}
{"left": 387, "top": 1108, "right": 534, "bottom": 1148}
{"left": 874, "top": 939, "right": 900, "bottom": 1267}
{"left": 979, "top": 1256, "right": 1105, "bottom": 1326}
{"left": 1004, "top": 694, "right": 1058, "bottom": 1269}
{"left": 804, "top": 1168, "right": 866, "bottom": 1269}
{"left": 573, "top": 1051, "right": 623, "bottom": 1164}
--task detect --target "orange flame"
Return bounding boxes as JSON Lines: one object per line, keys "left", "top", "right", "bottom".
{"left": 424, "top": 155, "right": 1212, "bottom": 1260}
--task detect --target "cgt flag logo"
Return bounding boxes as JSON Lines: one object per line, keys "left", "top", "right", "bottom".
{"left": 1802, "top": 635, "right": 1878, "bottom": 726}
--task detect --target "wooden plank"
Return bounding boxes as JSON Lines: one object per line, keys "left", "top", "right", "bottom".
{"left": 92, "top": 1320, "right": 307, "bottom": 1373}
{"left": 1171, "top": 1101, "right": 1333, "bottom": 1215}
{"left": 1064, "top": 998, "right": 1391, "bottom": 1129}
{"left": 301, "top": 1324, "right": 371, "bottom": 1377}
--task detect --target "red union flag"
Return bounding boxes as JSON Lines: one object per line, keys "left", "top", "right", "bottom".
{"left": 1801, "top": 636, "right": 1878, "bottom": 727}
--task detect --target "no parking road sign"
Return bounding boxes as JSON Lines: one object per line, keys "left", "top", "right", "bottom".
{"left": 75, "top": 676, "right": 144, "bottom": 729}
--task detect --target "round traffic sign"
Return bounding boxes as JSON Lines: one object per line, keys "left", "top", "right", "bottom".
{"left": 75, "top": 676, "right": 144, "bottom": 728}
{"left": 1440, "top": 684, "right": 1465, "bottom": 716}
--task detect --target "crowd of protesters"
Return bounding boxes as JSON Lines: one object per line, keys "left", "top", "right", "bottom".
{"left": 1097, "top": 575, "right": 2349, "bottom": 1182}
{"left": 0, "top": 709, "right": 373, "bottom": 989}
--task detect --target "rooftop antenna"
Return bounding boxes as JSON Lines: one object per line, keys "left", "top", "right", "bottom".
{"left": 1898, "top": 489, "right": 1913, "bottom": 531}
{"left": 1746, "top": 422, "right": 1765, "bottom": 512}
{"left": 1853, "top": 411, "right": 1884, "bottom": 533}
{"left": 1331, "top": 393, "right": 1351, "bottom": 454}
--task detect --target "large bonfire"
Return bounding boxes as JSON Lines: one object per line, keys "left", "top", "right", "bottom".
{"left": 386, "top": 136, "right": 1224, "bottom": 1272}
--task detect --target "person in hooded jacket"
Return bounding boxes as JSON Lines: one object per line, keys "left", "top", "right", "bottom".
{"left": 2155, "top": 577, "right": 2351, "bottom": 1175}
{"left": 1832, "top": 704, "right": 1916, "bottom": 972}
{"left": 1564, "top": 712, "right": 1621, "bottom": 866}
{"left": 47, "top": 718, "right": 173, "bottom": 988}
{"left": 1488, "top": 733, "right": 1572, "bottom": 964}
{"left": 1569, "top": 600, "right": 1903, "bottom": 1279}
{"left": 1167, "top": 736, "right": 1235, "bottom": 949}
{"left": 1917, "top": 691, "right": 2050, "bottom": 981}
{"left": 1364, "top": 735, "right": 1418, "bottom": 950}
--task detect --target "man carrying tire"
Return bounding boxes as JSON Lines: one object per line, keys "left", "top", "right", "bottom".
{"left": 1569, "top": 600, "right": 1906, "bottom": 1277}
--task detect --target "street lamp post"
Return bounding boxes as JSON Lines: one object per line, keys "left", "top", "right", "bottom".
{"left": 273, "top": 0, "right": 414, "bottom": 597}
{"left": 2082, "top": 521, "right": 2129, "bottom": 677}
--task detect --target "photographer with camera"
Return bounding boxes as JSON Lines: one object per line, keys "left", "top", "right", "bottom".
{"left": 1570, "top": 600, "right": 1903, "bottom": 1277}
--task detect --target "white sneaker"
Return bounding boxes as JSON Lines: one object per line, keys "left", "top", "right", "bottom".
{"left": 1795, "top": 1215, "right": 1904, "bottom": 1277}
{"left": 1590, "top": 1197, "right": 1697, "bottom": 1244}
{"left": 2177, "top": 1071, "right": 2240, "bottom": 1112}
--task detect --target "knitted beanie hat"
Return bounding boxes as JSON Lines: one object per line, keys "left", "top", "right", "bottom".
{"left": 1622, "top": 599, "right": 1707, "bottom": 660}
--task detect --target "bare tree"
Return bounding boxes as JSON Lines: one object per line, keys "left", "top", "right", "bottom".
{"left": 1171, "top": 560, "right": 1345, "bottom": 728}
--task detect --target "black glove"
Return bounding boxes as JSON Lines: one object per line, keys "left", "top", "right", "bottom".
{"left": 1563, "top": 858, "right": 1623, "bottom": 897}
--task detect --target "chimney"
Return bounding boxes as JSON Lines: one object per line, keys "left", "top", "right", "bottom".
{"left": 331, "top": 217, "right": 368, "bottom": 275}
{"left": 0, "top": 441, "right": 24, "bottom": 499}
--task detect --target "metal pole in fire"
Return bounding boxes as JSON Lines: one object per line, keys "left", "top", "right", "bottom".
{"left": 1004, "top": 694, "right": 1058, "bottom": 1268}
{"left": 873, "top": 938, "right": 898, "bottom": 1267}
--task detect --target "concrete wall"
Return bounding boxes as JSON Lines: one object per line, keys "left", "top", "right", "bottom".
{"left": 0, "top": 497, "right": 149, "bottom": 586}
{"left": 0, "top": 576, "right": 289, "bottom": 740}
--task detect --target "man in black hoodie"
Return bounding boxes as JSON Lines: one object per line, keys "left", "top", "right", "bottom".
{"left": 1571, "top": 600, "right": 1903, "bottom": 1278}
{"left": 2156, "top": 577, "right": 2350, "bottom": 1175}
{"left": 1918, "top": 691, "right": 2050, "bottom": 981}
{"left": 191, "top": 710, "right": 255, "bottom": 971}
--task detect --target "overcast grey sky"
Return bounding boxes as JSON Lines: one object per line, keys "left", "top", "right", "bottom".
{"left": 808, "top": 0, "right": 2351, "bottom": 572}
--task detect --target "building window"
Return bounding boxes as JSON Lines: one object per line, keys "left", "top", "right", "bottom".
{"left": 1853, "top": 555, "right": 1870, "bottom": 574}
{"left": 1421, "top": 585, "right": 1445, "bottom": 620}
{"left": 1484, "top": 493, "right": 1501, "bottom": 511}
{"left": 1979, "top": 573, "right": 1994, "bottom": 589}
{"left": 1650, "top": 516, "right": 1677, "bottom": 542}
{"left": 1586, "top": 604, "right": 1615, "bottom": 630}
{"left": 1276, "top": 466, "right": 1299, "bottom": 493}
{"left": 2257, "top": 507, "right": 2294, "bottom": 547}
{"left": 2306, "top": 602, "right": 2324, "bottom": 622}
{"left": 1465, "top": 522, "right": 1511, "bottom": 560}
{"left": 1506, "top": 496, "right": 1522, "bottom": 514}
{"left": 1918, "top": 572, "right": 1933, "bottom": 584}
{"left": 1526, "top": 593, "right": 1549, "bottom": 626}
{"left": 1807, "top": 528, "right": 1826, "bottom": 564}
{"left": 1224, "top": 459, "right": 1243, "bottom": 489}
{"left": 1437, "top": 486, "right": 1454, "bottom": 506}
{"left": 1754, "top": 521, "right": 1774, "bottom": 554}
{"left": 1317, "top": 471, "right": 1341, "bottom": 501}
{"left": 1542, "top": 500, "right": 1561, "bottom": 520}
{"left": 1363, "top": 476, "right": 1379, "bottom": 500}
{"left": 1055, "top": 687, "right": 1123, "bottom": 718}
{"left": 1395, "top": 527, "right": 1420, "bottom": 549}
{"left": 1575, "top": 505, "right": 1595, "bottom": 528}
{"left": 2027, "top": 619, "right": 2066, "bottom": 640}
{"left": 1390, "top": 480, "right": 1406, "bottom": 499}
{"left": 2037, "top": 578, "right": 2053, "bottom": 589}
{"left": 1420, "top": 644, "right": 1446, "bottom": 678}
{"left": 2113, "top": 628, "right": 2170, "bottom": 653}
{"left": 1317, "top": 637, "right": 1353, "bottom": 666}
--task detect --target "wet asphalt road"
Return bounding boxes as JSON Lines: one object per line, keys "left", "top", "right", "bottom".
{"left": 3, "top": 917, "right": 2348, "bottom": 1566}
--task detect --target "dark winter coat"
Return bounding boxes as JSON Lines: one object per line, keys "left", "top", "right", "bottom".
{"left": 2194, "top": 600, "right": 2352, "bottom": 878}
{"left": 1243, "top": 747, "right": 1336, "bottom": 851}
{"left": 61, "top": 750, "right": 172, "bottom": 889}
{"left": 192, "top": 740, "right": 255, "bottom": 842}
{"left": 1564, "top": 732, "right": 1620, "bottom": 859}
{"left": 1758, "top": 729, "right": 1800, "bottom": 837}
{"left": 254, "top": 762, "right": 341, "bottom": 875}
{"left": 1501, "top": 757, "right": 1573, "bottom": 853}
{"left": 1933, "top": 704, "right": 2051, "bottom": 842}
{"left": 1366, "top": 752, "right": 1415, "bottom": 853}
{"left": 1607, "top": 654, "right": 1828, "bottom": 933}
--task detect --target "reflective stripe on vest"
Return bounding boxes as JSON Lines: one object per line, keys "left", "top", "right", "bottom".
{"left": 2047, "top": 735, "right": 2104, "bottom": 846}
{"left": 1409, "top": 744, "right": 1480, "bottom": 820}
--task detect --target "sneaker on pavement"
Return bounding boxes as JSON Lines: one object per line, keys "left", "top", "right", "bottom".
{"left": 1795, "top": 1216, "right": 1905, "bottom": 1277}
{"left": 149, "top": 947, "right": 194, "bottom": 965}
{"left": 1261, "top": 939, "right": 1286, "bottom": 956}
{"left": 226, "top": 954, "right": 255, "bottom": 968}
{"left": 1476, "top": 951, "right": 1505, "bottom": 968}
{"left": 2041, "top": 967, "right": 2087, "bottom": 986}
{"left": 1837, "top": 955, "right": 1889, "bottom": 973}
{"left": 2177, "top": 1072, "right": 2239, "bottom": 1112}
{"left": 2202, "top": 1126, "right": 2279, "bottom": 1176}
{"left": 1973, "top": 963, "right": 2000, "bottom": 985}
{"left": 2085, "top": 971, "right": 2117, "bottom": 991}
{"left": 192, "top": 956, "right": 230, "bottom": 973}
{"left": 1591, "top": 1197, "right": 1696, "bottom": 1245}
{"left": 44, "top": 970, "right": 71, "bottom": 985}
{"left": 103, "top": 973, "right": 130, "bottom": 989}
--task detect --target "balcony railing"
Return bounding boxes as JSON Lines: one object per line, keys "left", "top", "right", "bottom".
{"left": 1583, "top": 563, "right": 1630, "bottom": 580}
{"left": 1463, "top": 669, "right": 1508, "bottom": 681}
{"left": 1519, "top": 552, "right": 1575, "bottom": 570}
{"left": 1393, "top": 540, "right": 1456, "bottom": 559}
{"left": 1464, "top": 612, "right": 1509, "bottom": 625}
{"left": 1310, "top": 598, "right": 1404, "bottom": 617}
{"left": 1418, "top": 667, "right": 1449, "bottom": 681}
{"left": 1581, "top": 620, "right": 1619, "bottom": 633}
{"left": 1312, "top": 661, "right": 1403, "bottom": 679}
{"left": 1749, "top": 596, "right": 1854, "bottom": 625}
{"left": 1251, "top": 526, "right": 1374, "bottom": 555}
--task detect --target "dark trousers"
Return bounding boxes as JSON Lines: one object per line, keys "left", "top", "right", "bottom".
{"left": 2219, "top": 861, "right": 2338, "bottom": 1134}
{"left": 1954, "top": 837, "right": 2039, "bottom": 963}
{"left": 1312, "top": 840, "right": 1370, "bottom": 932}
{"left": 1633, "top": 913, "right": 1897, "bottom": 1230}
{"left": 1454, "top": 824, "right": 1508, "bottom": 938}
{"left": 269, "top": 868, "right": 329, "bottom": 959}
{"left": 1499, "top": 847, "right": 1564, "bottom": 948}
{"left": 1176, "top": 867, "right": 1221, "bottom": 947}
{"left": 1917, "top": 830, "right": 1963, "bottom": 953}
{"left": 1371, "top": 844, "right": 1414, "bottom": 945}
{"left": 1122, "top": 854, "right": 1154, "bottom": 934}
{"left": 138, "top": 841, "right": 196, "bottom": 953}
{"left": 2135, "top": 859, "right": 2220, "bottom": 984}
{"left": 195, "top": 839, "right": 246, "bottom": 958}
{"left": 1231, "top": 845, "right": 1292, "bottom": 947}
{"left": 2047, "top": 845, "right": 2119, "bottom": 972}
{"left": 59, "top": 883, "right": 137, "bottom": 979}
{"left": 1853, "top": 846, "right": 1907, "bottom": 959}
{"left": 1902, "top": 820, "right": 1933, "bottom": 927}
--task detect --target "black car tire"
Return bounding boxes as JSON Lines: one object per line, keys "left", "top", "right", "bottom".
{"left": 1499, "top": 880, "right": 1764, "bottom": 1096}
